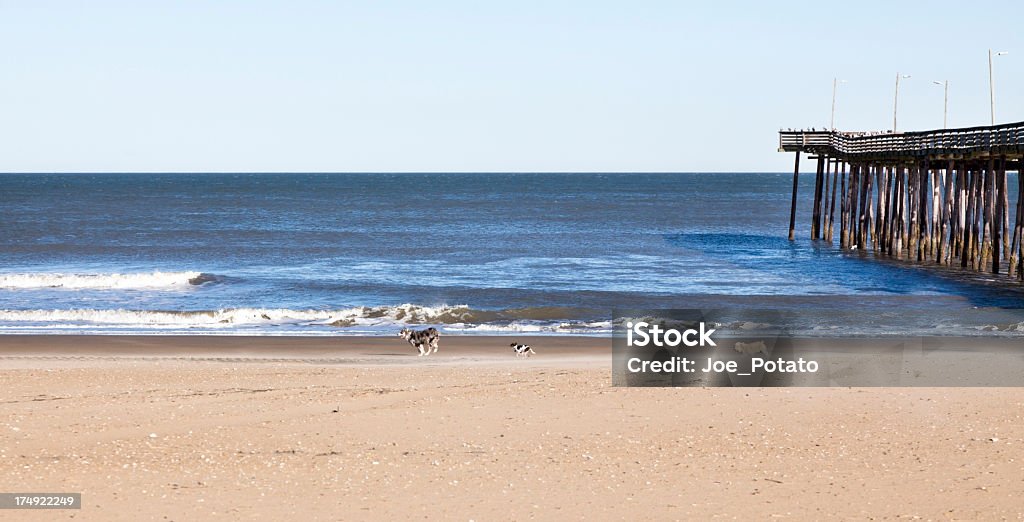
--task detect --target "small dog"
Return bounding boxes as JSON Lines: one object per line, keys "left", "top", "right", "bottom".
{"left": 398, "top": 327, "right": 440, "bottom": 356}
{"left": 733, "top": 341, "right": 767, "bottom": 355}
{"left": 510, "top": 341, "right": 536, "bottom": 358}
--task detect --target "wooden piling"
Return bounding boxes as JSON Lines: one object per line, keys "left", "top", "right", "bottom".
{"left": 865, "top": 166, "right": 875, "bottom": 249}
{"left": 938, "top": 160, "right": 954, "bottom": 265}
{"left": 878, "top": 165, "right": 885, "bottom": 251}
{"left": 1019, "top": 165, "right": 1024, "bottom": 281}
{"left": 827, "top": 160, "right": 839, "bottom": 242}
{"left": 895, "top": 166, "right": 905, "bottom": 258}
{"left": 913, "top": 164, "right": 920, "bottom": 258}
{"left": 921, "top": 165, "right": 929, "bottom": 258}
{"left": 977, "top": 164, "right": 985, "bottom": 268}
{"left": 788, "top": 152, "right": 800, "bottom": 241}
{"left": 933, "top": 165, "right": 937, "bottom": 257}
{"left": 818, "top": 160, "right": 827, "bottom": 240}
{"left": 993, "top": 160, "right": 1004, "bottom": 274}
{"left": 1001, "top": 158, "right": 1009, "bottom": 258}
{"left": 955, "top": 165, "right": 967, "bottom": 261}
{"left": 857, "top": 166, "right": 869, "bottom": 249}
{"left": 812, "top": 156, "right": 825, "bottom": 239}
{"left": 965, "top": 166, "right": 974, "bottom": 268}
{"left": 849, "top": 164, "right": 861, "bottom": 249}
{"left": 1011, "top": 165, "right": 1024, "bottom": 276}
{"left": 839, "top": 166, "right": 847, "bottom": 247}
{"left": 878, "top": 166, "right": 890, "bottom": 253}
{"left": 982, "top": 161, "right": 994, "bottom": 269}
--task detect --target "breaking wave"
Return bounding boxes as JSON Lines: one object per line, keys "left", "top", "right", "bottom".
{"left": 0, "top": 271, "right": 218, "bottom": 290}
{"left": 0, "top": 304, "right": 1021, "bottom": 337}
{"left": 0, "top": 304, "right": 611, "bottom": 335}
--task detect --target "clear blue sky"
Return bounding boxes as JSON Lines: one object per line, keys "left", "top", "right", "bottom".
{"left": 1, "top": 1, "right": 1021, "bottom": 172}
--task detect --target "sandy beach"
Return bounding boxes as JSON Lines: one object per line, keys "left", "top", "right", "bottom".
{"left": 1, "top": 335, "right": 1023, "bottom": 521}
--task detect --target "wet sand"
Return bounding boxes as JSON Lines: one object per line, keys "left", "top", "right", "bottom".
{"left": 1, "top": 335, "right": 1023, "bottom": 520}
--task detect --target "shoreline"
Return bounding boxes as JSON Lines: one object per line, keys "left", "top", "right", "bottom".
{"left": 0, "top": 334, "right": 609, "bottom": 367}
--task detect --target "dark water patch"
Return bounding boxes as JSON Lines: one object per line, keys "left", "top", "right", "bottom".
{"left": 188, "top": 273, "right": 223, "bottom": 286}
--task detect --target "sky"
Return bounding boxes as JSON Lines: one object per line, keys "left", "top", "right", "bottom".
{"left": 0, "top": 1, "right": 1021, "bottom": 173}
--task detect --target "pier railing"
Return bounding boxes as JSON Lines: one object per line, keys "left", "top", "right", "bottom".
{"left": 779, "top": 120, "right": 1024, "bottom": 159}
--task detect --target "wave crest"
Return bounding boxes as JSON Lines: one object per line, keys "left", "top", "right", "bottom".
{"left": 0, "top": 271, "right": 217, "bottom": 290}
{"left": 0, "top": 304, "right": 609, "bottom": 334}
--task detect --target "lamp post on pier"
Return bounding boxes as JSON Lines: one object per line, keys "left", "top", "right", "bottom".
{"left": 893, "top": 73, "right": 911, "bottom": 132}
{"left": 830, "top": 78, "right": 846, "bottom": 130}
{"left": 932, "top": 80, "right": 949, "bottom": 129}
{"left": 989, "top": 49, "right": 1009, "bottom": 125}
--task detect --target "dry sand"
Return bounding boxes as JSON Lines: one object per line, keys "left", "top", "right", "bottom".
{"left": 1, "top": 335, "right": 1023, "bottom": 521}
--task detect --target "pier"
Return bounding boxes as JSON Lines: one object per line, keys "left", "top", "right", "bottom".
{"left": 779, "top": 121, "right": 1024, "bottom": 279}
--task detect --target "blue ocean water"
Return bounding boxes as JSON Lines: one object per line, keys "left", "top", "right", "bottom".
{"left": 1, "top": 172, "right": 1022, "bottom": 335}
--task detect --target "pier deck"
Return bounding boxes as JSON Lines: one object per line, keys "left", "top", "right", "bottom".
{"left": 779, "top": 121, "right": 1024, "bottom": 162}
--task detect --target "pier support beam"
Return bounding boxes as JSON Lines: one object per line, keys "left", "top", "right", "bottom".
{"left": 1001, "top": 158, "right": 1010, "bottom": 258}
{"left": 788, "top": 152, "right": 800, "bottom": 241}
{"left": 1011, "top": 164, "right": 1023, "bottom": 276}
{"left": 849, "top": 163, "right": 860, "bottom": 249}
{"left": 857, "top": 165, "right": 869, "bottom": 250}
{"left": 827, "top": 160, "right": 839, "bottom": 242}
{"left": 938, "top": 160, "right": 954, "bottom": 265}
{"left": 1019, "top": 165, "right": 1024, "bottom": 281}
{"left": 840, "top": 164, "right": 849, "bottom": 247}
{"left": 993, "top": 159, "right": 1004, "bottom": 274}
{"left": 812, "top": 156, "right": 825, "bottom": 239}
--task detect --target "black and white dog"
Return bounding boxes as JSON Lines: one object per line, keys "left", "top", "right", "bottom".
{"left": 510, "top": 341, "right": 536, "bottom": 357}
{"left": 398, "top": 327, "right": 440, "bottom": 356}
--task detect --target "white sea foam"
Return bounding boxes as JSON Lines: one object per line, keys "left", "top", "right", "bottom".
{"left": 0, "top": 308, "right": 322, "bottom": 326}
{"left": 0, "top": 304, "right": 613, "bottom": 335}
{"left": 0, "top": 271, "right": 209, "bottom": 290}
{"left": 445, "top": 320, "right": 612, "bottom": 334}
{"left": 0, "top": 305, "right": 451, "bottom": 326}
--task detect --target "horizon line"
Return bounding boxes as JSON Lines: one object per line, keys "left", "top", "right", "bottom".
{"left": 0, "top": 171, "right": 795, "bottom": 175}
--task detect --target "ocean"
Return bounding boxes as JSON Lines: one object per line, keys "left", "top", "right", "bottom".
{"left": 2, "top": 172, "right": 1023, "bottom": 336}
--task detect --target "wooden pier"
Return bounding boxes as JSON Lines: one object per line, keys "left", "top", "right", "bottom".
{"left": 779, "top": 121, "right": 1024, "bottom": 279}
